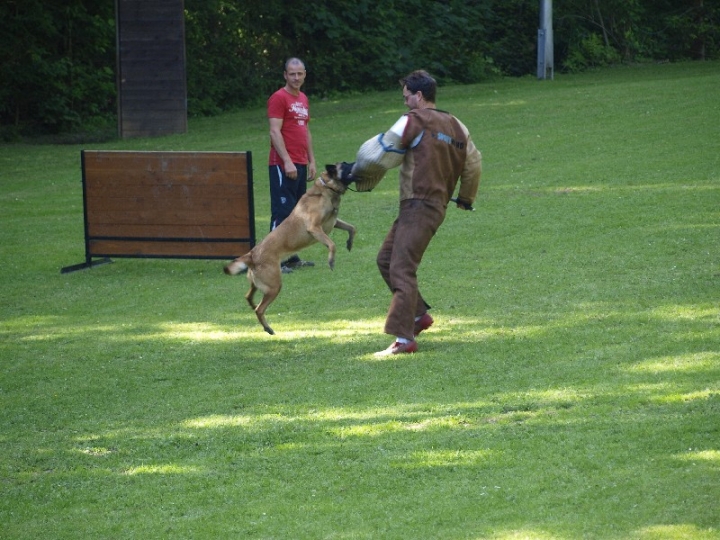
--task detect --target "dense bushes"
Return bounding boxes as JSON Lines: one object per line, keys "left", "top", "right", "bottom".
{"left": 0, "top": 1, "right": 116, "bottom": 138}
{"left": 1, "top": 0, "right": 718, "bottom": 136}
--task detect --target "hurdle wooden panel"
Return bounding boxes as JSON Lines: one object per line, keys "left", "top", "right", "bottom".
{"left": 61, "top": 150, "right": 255, "bottom": 273}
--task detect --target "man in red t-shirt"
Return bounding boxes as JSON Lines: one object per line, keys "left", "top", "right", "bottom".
{"left": 267, "top": 57, "right": 317, "bottom": 271}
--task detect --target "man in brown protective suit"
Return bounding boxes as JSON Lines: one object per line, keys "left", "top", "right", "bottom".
{"left": 350, "top": 69, "right": 482, "bottom": 356}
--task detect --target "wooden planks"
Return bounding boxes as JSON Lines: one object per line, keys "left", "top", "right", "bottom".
{"left": 116, "top": 0, "right": 187, "bottom": 138}
{"left": 62, "top": 150, "right": 255, "bottom": 272}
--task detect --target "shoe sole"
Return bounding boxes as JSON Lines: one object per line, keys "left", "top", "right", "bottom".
{"left": 374, "top": 342, "right": 418, "bottom": 356}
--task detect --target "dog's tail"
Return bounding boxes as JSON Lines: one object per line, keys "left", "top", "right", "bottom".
{"left": 224, "top": 253, "right": 251, "bottom": 275}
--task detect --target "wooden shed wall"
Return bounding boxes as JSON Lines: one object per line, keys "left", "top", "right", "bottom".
{"left": 116, "top": 0, "right": 187, "bottom": 138}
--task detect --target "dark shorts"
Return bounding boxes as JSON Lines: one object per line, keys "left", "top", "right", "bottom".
{"left": 268, "top": 164, "right": 307, "bottom": 231}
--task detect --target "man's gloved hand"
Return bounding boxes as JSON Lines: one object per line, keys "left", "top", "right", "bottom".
{"left": 451, "top": 197, "right": 474, "bottom": 211}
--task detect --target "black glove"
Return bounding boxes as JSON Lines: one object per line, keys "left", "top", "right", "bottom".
{"left": 452, "top": 197, "right": 474, "bottom": 211}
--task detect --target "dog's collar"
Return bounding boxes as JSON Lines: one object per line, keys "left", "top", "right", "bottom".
{"left": 319, "top": 177, "right": 343, "bottom": 194}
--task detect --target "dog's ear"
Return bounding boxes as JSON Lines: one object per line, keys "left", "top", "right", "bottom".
{"left": 325, "top": 164, "right": 338, "bottom": 177}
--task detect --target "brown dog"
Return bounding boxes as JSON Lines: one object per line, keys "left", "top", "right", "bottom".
{"left": 224, "top": 163, "right": 356, "bottom": 334}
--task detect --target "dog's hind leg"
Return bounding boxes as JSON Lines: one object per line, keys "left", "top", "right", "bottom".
{"left": 244, "top": 280, "right": 277, "bottom": 335}
{"left": 254, "top": 286, "right": 280, "bottom": 335}
{"left": 247, "top": 268, "right": 281, "bottom": 335}
{"left": 245, "top": 281, "right": 258, "bottom": 310}
{"left": 334, "top": 219, "right": 356, "bottom": 252}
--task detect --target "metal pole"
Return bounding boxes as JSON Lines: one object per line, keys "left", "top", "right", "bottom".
{"left": 537, "top": 0, "right": 554, "bottom": 80}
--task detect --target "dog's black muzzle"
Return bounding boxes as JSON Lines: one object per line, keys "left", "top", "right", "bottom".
{"left": 339, "top": 161, "right": 356, "bottom": 186}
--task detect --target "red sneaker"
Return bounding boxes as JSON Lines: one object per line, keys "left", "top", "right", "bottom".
{"left": 374, "top": 340, "right": 418, "bottom": 357}
{"left": 414, "top": 313, "right": 434, "bottom": 336}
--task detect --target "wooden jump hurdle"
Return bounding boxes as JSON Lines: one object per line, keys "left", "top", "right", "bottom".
{"left": 61, "top": 150, "right": 255, "bottom": 273}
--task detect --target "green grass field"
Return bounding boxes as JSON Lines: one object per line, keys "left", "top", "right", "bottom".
{"left": 1, "top": 61, "right": 719, "bottom": 539}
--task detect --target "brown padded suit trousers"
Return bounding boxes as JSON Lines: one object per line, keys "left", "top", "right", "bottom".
{"left": 377, "top": 198, "right": 446, "bottom": 340}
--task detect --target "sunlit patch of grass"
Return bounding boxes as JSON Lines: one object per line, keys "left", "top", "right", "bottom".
{"left": 674, "top": 449, "right": 720, "bottom": 464}
{"left": 183, "top": 414, "right": 256, "bottom": 429}
{"left": 156, "top": 321, "right": 264, "bottom": 342}
{"left": 396, "top": 449, "right": 497, "bottom": 468}
{"left": 122, "top": 464, "right": 205, "bottom": 475}
{"left": 653, "top": 388, "right": 720, "bottom": 405}
{"left": 648, "top": 304, "right": 720, "bottom": 322}
{"left": 626, "top": 352, "right": 719, "bottom": 375}
{"left": 78, "top": 446, "right": 115, "bottom": 457}
{"left": 635, "top": 524, "right": 719, "bottom": 539}
{"left": 481, "top": 529, "right": 563, "bottom": 540}
{"left": 265, "top": 318, "right": 385, "bottom": 340}
{"left": 334, "top": 420, "right": 406, "bottom": 438}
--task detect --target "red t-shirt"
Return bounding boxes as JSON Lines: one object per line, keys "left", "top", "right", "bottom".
{"left": 267, "top": 88, "right": 310, "bottom": 166}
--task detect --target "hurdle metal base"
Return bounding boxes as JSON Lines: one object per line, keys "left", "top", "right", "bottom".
{"left": 60, "top": 257, "right": 113, "bottom": 274}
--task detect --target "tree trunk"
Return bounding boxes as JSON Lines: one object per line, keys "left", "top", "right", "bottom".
{"left": 594, "top": 0, "right": 610, "bottom": 48}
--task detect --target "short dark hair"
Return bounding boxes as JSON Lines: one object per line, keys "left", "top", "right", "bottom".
{"left": 400, "top": 70, "right": 437, "bottom": 102}
{"left": 285, "top": 57, "right": 305, "bottom": 71}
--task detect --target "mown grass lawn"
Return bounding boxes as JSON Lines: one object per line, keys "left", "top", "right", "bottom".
{"left": 1, "top": 61, "right": 718, "bottom": 539}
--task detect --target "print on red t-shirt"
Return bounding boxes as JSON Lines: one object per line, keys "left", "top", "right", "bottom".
{"left": 268, "top": 88, "right": 310, "bottom": 166}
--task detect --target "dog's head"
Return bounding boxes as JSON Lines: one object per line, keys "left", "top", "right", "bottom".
{"left": 321, "top": 162, "right": 355, "bottom": 191}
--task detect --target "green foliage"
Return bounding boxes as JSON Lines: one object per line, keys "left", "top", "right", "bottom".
{"left": 484, "top": 0, "right": 540, "bottom": 77}
{"left": 0, "top": 0, "right": 116, "bottom": 136}
{"left": 563, "top": 33, "right": 622, "bottom": 72}
{"left": 555, "top": 0, "right": 720, "bottom": 68}
{"left": 1, "top": 61, "right": 719, "bottom": 539}
{"left": 664, "top": 0, "right": 720, "bottom": 61}
{"left": 1, "top": 0, "right": 720, "bottom": 134}
{"left": 184, "top": 0, "right": 283, "bottom": 116}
